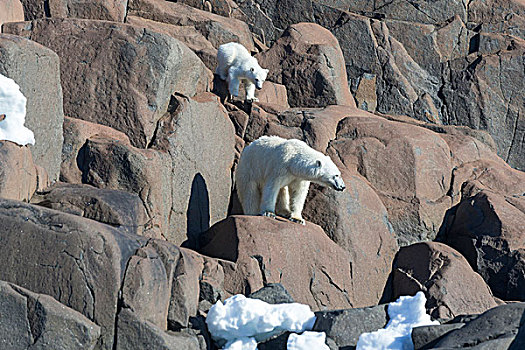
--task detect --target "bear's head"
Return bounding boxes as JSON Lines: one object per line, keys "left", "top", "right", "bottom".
{"left": 312, "top": 156, "right": 346, "bottom": 192}
{"left": 247, "top": 66, "right": 269, "bottom": 90}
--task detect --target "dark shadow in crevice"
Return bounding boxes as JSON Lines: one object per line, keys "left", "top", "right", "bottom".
{"left": 182, "top": 173, "right": 210, "bottom": 250}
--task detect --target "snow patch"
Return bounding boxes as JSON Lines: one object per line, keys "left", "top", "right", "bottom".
{"left": 356, "top": 291, "right": 439, "bottom": 350}
{"left": 287, "top": 331, "right": 330, "bottom": 350}
{"left": 0, "top": 74, "right": 35, "bottom": 146}
{"left": 206, "top": 294, "right": 316, "bottom": 348}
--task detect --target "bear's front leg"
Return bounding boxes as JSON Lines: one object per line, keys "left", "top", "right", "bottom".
{"left": 260, "top": 180, "right": 281, "bottom": 219}
{"left": 287, "top": 180, "right": 310, "bottom": 225}
{"left": 245, "top": 82, "right": 259, "bottom": 103}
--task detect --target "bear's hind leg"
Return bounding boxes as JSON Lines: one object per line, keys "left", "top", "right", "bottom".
{"left": 275, "top": 186, "right": 291, "bottom": 218}
{"left": 288, "top": 180, "right": 310, "bottom": 225}
{"left": 239, "top": 181, "right": 261, "bottom": 215}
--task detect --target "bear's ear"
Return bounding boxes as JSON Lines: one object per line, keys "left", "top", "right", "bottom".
{"left": 264, "top": 69, "right": 269, "bottom": 74}
{"left": 250, "top": 67, "right": 255, "bottom": 72}
{"left": 315, "top": 160, "right": 323, "bottom": 168}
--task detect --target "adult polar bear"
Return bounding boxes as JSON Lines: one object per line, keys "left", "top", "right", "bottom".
{"left": 235, "top": 136, "right": 346, "bottom": 224}
{"left": 216, "top": 42, "right": 269, "bottom": 102}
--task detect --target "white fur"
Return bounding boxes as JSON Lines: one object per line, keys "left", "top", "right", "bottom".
{"left": 216, "top": 42, "right": 269, "bottom": 102}
{"left": 235, "top": 136, "right": 346, "bottom": 224}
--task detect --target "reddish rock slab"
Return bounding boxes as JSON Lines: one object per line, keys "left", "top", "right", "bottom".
{"left": 0, "top": 280, "right": 101, "bottom": 350}
{"left": 0, "top": 34, "right": 64, "bottom": 182}
{"left": 3, "top": 18, "right": 212, "bottom": 148}
{"left": 0, "top": 198, "right": 145, "bottom": 349}
{"left": 199, "top": 215, "right": 357, "bottom": 311}
{"left": 0, "top": 141, "right": 37, "bottom": 202}
{"left": 127, "top": 0, "right": 254, "bottom": 51}
{"left": 126, "top": 15, "right": 218, "bottom": 70}
{"left": 256, "top": 22, "right": 355, "bottom": 108}
{"left": 60, "top": 116, "right": 131, "bottom": 184}
{"left": 393, "top": 242, "right": 498, "bottom": 320}
{"left": 444, "top": 190, "right": 525, "bottom": 301}
{"left": 31, "top": 182, "right": 150, "bottom": 237}
{"left": 333, "top": 114, "right": 453, "bottom": 245}
{"left": 0, "top": 0, "right": 23, "bottom": 26}
{"left": 20, "top": 0, "right": 128, "bottom": 22}
{"left": 176, "top": 0, "right": 246, "bottom": 20}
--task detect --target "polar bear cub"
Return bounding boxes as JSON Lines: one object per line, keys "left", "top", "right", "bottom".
{"left": 235, "top": 135, "right": 346, "bottom": 224}
{"left": 216, "top": 42, "right": 269, "bottom": 102}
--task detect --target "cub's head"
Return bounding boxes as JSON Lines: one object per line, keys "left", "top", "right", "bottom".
{"left": 248, "top": 66, "right": 269, "bottom": 90}
{"left": 313, "top": 156, "right": 346, "bottom": 192}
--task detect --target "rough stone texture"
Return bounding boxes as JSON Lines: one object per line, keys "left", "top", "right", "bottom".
{"left": 248, "top": 283, "right": 294, "bottom": 304}
{"left": 3, "top": 18, "right": 211, "bottom": 148}
{"left": 313, "top": 304, "right": 389, "bottom": 349}
{"left": 393, "top": 242, "right": 498, "bottom": 320}
{"left": 468, "top": 0, "right": 525, "bottom": 39}
{"left": 256, "top": 22, "right": 355, "bottom": 108}
{"left": 411, "top": 323, "right": 465, "bottom": 350}
{"left": 150, "top": 93, "right": 236, "bottom": 247}
{"left": 121, "top": 246, "right": 170, "bottom": 329}
{"left": 303, "top": 169, "right": 398, "bottom": 305}
{"left": 177, "top": 0, "right": 246, "bottom": 20}
{"left": 31, "top": 183, "right": 149, "bottom": 236}
{"left": 116, "top": 308, "right": 202, "bottom": 350}
{"left": 0, "top": 34, "right": 64, "bottom": 182}
{"left": 128, "top": 0, "right": 254, "bottom": 52}
{"left": 60, "top": 116, "right": 131, "bottom": 184}
{"left": 0, "top": 198, "right": 144, "bottom": 350}
{"left": 20, "top": 0, "right": 128, "bottom": 22}
{"left": 0, "top": 141, "right": 38, "bottom": 201}
{"left": 441, "top": 51, "right": 525, "bottom": 171}
{"left": 444, "top": 190, "right": 525, "bottom": 301}
{"left": 333, "top": 114, "right": 453, "bottom": 245}
{"left": 126, "top": 15, "right": 218, "bottom": 70}
{"left": 254, "top": 82, "right": 289, "bottom": 107}
{"left": 0, "top": 281, "right": 101, "bottom": 350}
{"left": 80, "top": 135, "right": 172, "bottom": 240}
{"left": 0, "top": 0, "right": 23, "bottom": 26}
{"left": 199, "top": 215, "right": 356, "bottom": 310}
{"left": 433, "top": 303, "right": 525, "bottom": 348}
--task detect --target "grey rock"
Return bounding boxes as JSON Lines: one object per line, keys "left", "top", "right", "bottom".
{"left": 249, "top": 283, "right": 294, "bottom": 305}
{"left": 412, "top": 323, "right": 465, "bottom": 350}
{"left": 312, "top": 304, "right": 389, "bottom": 348}
{"left": 434, "top": 303, "right": 525, "bottom": 348}
{"left": 0, "top": 281, "right": 101, "bottom": 350}
{"left": 0, "top": 198, "right": 144, "bottom": 350}
{"left": 0, "top": 34, "right": 64, "bottom": 182}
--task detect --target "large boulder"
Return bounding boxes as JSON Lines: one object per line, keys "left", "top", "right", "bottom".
{"left": 200, "top": 215, "right": 364, "bottom": 310}
{"left": 0, "top": 34, "right": 64, "bottom": 182}
{"left": 3, "top": 18, "right": 212, "bottom": 148}
{"left": 444, "top": 190, "right": 525, "bottom": 301}
{"left": 392, "top": 242, "right": 498, "bottom": 320}
{"left": 0, "top": 198, "right": 144, "bottom": 349}
{"left": 31, "top": 183, "right": 149, "bottom": 237}
{"left": 0, "top": 280, "right": 101, "bottom": 349}
{"left": 333, "top": 113, "right": 453, "bottom": 245}
{"left": 0, "top": 0, "right": 23, "bottom": 26}
{"left": 432, "top": 303, "right": 525, "bottom": 348}
{"left": 20, "top": 0, "right": 128, "bottom": 22}
{"left": 256, "top": 22, "right": 355, "bottom": 108}
{"left": 150, "top": 93, "right": 236, "bottom": 246}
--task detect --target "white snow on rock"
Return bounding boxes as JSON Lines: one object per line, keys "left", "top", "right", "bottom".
{"left": 287, "top": 331, "right": 330, "bottom": 350}
{"left": 206, "top": 294, "right": 316, "bottom": 348}
{"left": 356, "top": 291, "right": 439, "bottom": 350}
{"left": 224, "top": 337, "right": 257, "bottom": 350}
{"left": 0, "top": 73, "right": 35, "bottom": 146}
